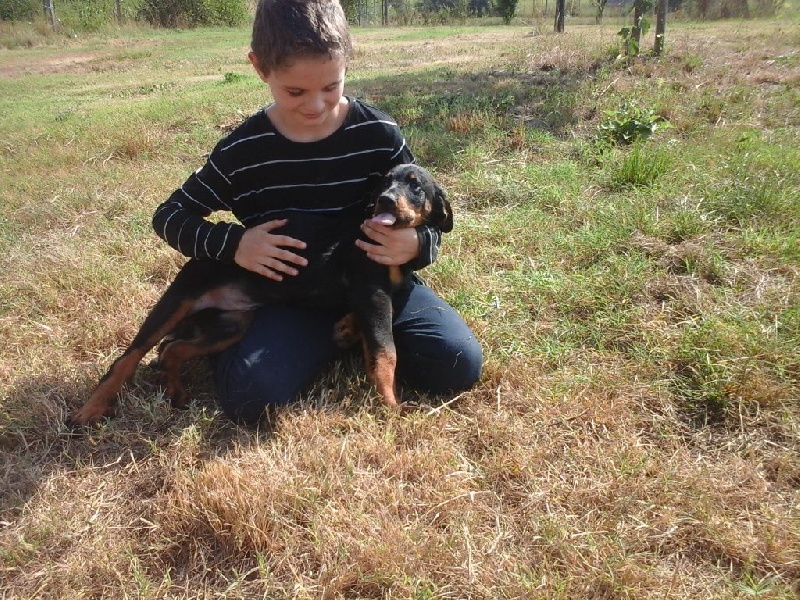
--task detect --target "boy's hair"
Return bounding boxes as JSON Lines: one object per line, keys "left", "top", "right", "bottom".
{"left": 251, "top": 0, "right": 353, "bottom": 72}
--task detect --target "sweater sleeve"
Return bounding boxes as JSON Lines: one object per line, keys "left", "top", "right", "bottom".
{"left": 152, "top": 146, "right": 244, "bottom": 263}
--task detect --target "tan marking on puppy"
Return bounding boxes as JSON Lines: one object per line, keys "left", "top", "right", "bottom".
{"left": 388, "top": 266, "right": 404, "bottom": 288}
{"left": 393, "top": 195, "right": 426, "bottom": 228}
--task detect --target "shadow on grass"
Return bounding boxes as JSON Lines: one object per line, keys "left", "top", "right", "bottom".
{"left": 0, "top": 363, "right": 259, "bottom": 519}
{"left": 348, "top": 61, "right": 603, "bottom": 168}
{"left": 0, "top": 354, "right": 386, "bottom": 519}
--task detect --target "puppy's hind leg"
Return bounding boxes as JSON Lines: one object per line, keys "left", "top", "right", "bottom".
{"left": 67, "top": 296, "right": 198, "bottom": 428}
{"left": 157, "top": 310, "right": 253, "bottom": 409}
{"left": 333, "top": 312, "right": 362, "bottom": 350}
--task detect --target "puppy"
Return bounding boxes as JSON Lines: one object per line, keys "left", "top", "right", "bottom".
{"left": 67, "top": 164, "right": 452, "bottom": 426}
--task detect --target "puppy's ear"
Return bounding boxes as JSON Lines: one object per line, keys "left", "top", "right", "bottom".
{"left": 430, "top": 184, "right": 453, "bottom": 233}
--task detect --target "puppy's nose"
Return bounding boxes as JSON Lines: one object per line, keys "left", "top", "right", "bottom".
{"left": 376, "top": 194, "right": 397, "bottom": 210}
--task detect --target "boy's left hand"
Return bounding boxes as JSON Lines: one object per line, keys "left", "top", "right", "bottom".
{"left": 356, "top": 220, "right": 419, "bottom": 266}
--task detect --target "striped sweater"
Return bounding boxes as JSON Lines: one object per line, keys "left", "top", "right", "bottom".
{"left": 152, "top": 97, "right": 441, "bottom": 271}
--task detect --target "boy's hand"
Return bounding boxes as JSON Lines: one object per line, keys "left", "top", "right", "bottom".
{"left": 356, "top": 220, "right": 419, "bottom": 266}
{"left": 234, "top": 219, "right": 308, "bottom": 281}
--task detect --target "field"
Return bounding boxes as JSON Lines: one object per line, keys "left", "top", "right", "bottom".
{"left": 1, "top": 16, "right": 799, "bottom": 599}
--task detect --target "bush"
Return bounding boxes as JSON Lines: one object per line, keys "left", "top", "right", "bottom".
{"left": 138, "top": 0, "right": 249, "bottom": 27}
{"left": 0, "top": 0, "right": 39, "bottom": 21}
{"left": 494, "top": 0, "right": 517, "bottom": 23}
{"left": 202, "top": 0, "right": 249, "bottom": 26}
{"left": 59, "top": 0, "right": 114, "bottom": 31}
{"left": 596, "top": 102, "right": 670, "bottom": 146}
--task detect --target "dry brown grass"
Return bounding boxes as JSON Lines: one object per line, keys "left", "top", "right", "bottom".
{"left": 1, "top": 19, "right": 799, "bottom": 600}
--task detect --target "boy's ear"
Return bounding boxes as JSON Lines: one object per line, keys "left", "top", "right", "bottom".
{"left": 248, "top": 52, "right": 270, "bottom": 83}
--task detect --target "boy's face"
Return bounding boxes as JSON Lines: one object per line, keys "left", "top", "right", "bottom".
{"left": 250, "top": 53, "right": 347, "bottom": 141}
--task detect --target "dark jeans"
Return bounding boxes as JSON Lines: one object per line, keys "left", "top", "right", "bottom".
{"left": 214, "top": 280, "right": 482, "bottom": 424}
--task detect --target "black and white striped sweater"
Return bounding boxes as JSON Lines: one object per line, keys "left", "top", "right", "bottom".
{"left": 152, "top": 97, "right": 441, "bottom": 271}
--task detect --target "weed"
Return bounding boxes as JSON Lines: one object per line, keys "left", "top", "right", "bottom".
{"left": 222, "top": 71, "right": 247, "bottom": 84}
{"left": 682, "top": 53, "right": 703, "bottom": 73}
{"left": 731, "top": 572, "right": 784, "bottom": 598}
{"left": 596, "top": 101, "right": 671, "bottom": 147}
{"left": 605, "top": 143, "right": 672, "bottom": 190}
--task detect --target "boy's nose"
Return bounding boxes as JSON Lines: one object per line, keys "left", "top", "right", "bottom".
{"left": 307, "top": 93, "right": 325, "bottom": 111}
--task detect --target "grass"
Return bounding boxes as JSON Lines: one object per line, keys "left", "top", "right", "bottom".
{"left": 1, "top": 17, "right": 799, "bottom": 599}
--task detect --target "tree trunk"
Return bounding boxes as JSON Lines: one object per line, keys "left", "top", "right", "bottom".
{"left": 654, "top": 0, "right": 667, "bottom": 55}
{"left": 116, "top": 0, "right": 123, "bottom": 25}
{"left": 554, "top": 0, "right": 565, "bottom": 31}
{"left": 632, "top": 0, "right": 643, "bottom": 45}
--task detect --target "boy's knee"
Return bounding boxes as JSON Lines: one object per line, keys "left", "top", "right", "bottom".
{"left": 399, "top": 334, "right": 483, "bottom": 395}
{"left": 437, "top": 335, "right": 483, "bottom": 393}
{"left": 214, "top": 353, "right": 298, "bottom": 426}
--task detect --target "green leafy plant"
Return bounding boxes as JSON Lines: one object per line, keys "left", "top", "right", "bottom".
{"left": 596, "top": 101, "right": 670, "bottom": 146}
{"left": 0, "top": 0, "right": 38, "bottom": 20}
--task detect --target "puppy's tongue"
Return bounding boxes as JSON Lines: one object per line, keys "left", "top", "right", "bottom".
{"left": 371, "top": 213, "right": 396, "bottom": 226}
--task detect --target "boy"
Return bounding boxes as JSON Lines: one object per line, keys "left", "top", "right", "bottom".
{"left": 152, "top": 0, "right": 482, "bottom": 424}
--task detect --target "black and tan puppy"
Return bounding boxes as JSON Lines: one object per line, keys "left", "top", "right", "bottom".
{"left": 67, "top": 164, "right": 452, "bottom": 427}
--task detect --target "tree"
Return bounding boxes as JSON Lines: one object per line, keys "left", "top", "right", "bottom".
{"left": 469, "top": 0, "right": 491, "bottom": 16}
{"left": 554, "top": 0, "right": 565, "bottom": 31}
{"left": 618, "top": 0, "right": 652, "bottom": 56}
{"left": 496, "top": 0, "right": 517, "bottom": 23}
{"left": 654, "top": 0, "right": 667, "bottom": 55}
{"left": 631, "top": 0, "right": 644, "bottom": 46}
{"left": 593, "top": 0, "right": 608, "bottom": 23}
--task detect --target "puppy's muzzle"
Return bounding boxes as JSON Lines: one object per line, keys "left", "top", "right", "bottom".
{"left": 375, "top": 194, "right": 399, "bottom": 213}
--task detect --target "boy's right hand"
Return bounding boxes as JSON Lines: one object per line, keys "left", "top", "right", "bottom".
{"left": 234, "top": 219, "right": 308, "bottom": 281}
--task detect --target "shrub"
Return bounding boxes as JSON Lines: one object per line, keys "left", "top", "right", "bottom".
{"left": 596, "top": 101, "right": 670, "bottom": 146}
{"left": 138, "top": 0, "right": 248, "bottom": 27}
{"left": 495, "top": 0, "right": 517, "bottom": 23}
{"left": 0, "top": 0, "right": 39, "bottom": 21}
{"left": 202, "top": 0, "right": 249, "bottom": 26}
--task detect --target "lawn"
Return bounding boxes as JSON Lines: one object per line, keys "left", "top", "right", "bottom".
{"left": 1, "top": 17, "right": 798, "bottom": 599}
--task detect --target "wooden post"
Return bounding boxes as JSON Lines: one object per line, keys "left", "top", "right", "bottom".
{"left": 42, "top": 0, "right": 57, "bottom": 30}
{"left": 116, "top": 0, "right": 123, "bottom": 25}
{"left": 654, "top": 0, "right": 667, "bottom": 55}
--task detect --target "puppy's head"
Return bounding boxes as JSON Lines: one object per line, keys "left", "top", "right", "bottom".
{"left": 370, "top": 164, "right": 453, "bottom": 233}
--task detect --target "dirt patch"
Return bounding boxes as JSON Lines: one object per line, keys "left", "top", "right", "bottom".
{"left": 0, "top": 52, "right": 107, "bottom": 78}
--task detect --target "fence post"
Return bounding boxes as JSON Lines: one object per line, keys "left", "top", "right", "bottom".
{"left": 42, "top": 0, "right": 57, "bottom": 30}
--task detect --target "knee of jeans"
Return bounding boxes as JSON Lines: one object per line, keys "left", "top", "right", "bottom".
{"left": 215, "top": 353, "right": 296, "bottom": 425}
{"left": 401, "top": 335, "right": 483, "bottom": 395}
{"left": 442, "top": 336, "right": 483, "bottom": 392}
